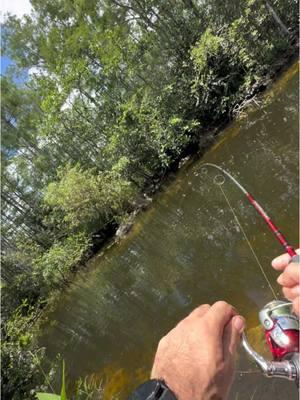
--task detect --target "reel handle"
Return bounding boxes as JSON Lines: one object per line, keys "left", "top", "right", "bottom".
{"left": 242, "top": 333, "right": 299, "bottom": 383}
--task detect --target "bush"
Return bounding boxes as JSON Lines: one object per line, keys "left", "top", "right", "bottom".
{"left": 33, "top": 233, "right": 91, "bottom": 291}
{"left": 1, "top": 303, "right": 55, "bottom": 400}
{"left": 45, "top": 164, "right": 135, "bottom": 234}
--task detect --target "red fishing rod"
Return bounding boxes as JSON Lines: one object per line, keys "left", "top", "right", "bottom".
{"left": 203, "top": 163, "right": 297, "bottom": 257}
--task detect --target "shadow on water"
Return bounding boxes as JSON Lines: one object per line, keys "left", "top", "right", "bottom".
{"left": 39, "top": 61, "right": 299, "bottom": 399}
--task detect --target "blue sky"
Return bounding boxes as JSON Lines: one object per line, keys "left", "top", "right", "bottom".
{"left": 1, "top": 55, "right": 13, "bottom": 75}
{"left": 1, "top": 0, "right": 32, "bottom": 79}
{"left": 1, "top": 54, "right": 29, "bottom": 84}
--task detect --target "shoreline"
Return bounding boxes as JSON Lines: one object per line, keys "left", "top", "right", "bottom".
{"left": 80, "top": 46, "right": 299, "bottom": 265}
{"left": 39, "top": 46, "right": 299, "bottom": 321}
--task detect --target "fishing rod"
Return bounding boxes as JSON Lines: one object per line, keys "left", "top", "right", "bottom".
{"left": 202, "top": 163, "right": 299, "bottom": 384}
{"left": 203, "top": 163, "right": 297, "bottom": 257}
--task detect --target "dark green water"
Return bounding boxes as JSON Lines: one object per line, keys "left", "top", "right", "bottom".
{"left": 40, "top": 62, "right": 299, "bottom": 399}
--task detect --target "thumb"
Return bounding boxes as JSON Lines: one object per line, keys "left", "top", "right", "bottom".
{"left": 223, "top": 315, "right": 245, "bottom": 361}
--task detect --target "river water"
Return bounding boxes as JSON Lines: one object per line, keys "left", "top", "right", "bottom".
{"left": 40, "top": 61, "right": 299, "bottom": 399}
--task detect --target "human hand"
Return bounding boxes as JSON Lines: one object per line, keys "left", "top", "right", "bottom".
{"left": 151, "top": 301, "right": 245, "bottom": 400}
{"left": 272, "top": 250, "right": 300, "bottom": 316}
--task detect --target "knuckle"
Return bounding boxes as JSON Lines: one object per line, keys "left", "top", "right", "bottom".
{"left": 188, "top": 304, "right": 210, "bottom": 319}
{"left": 285, "top": 264, "right": 293, "bottom": 273}
{"left": 178, "top": 317, "right": 190, "bottom": 328}
{"left": 196, "top": 303, "right": 210, "bottom": 313}
{"left": 211, "top": 356, "right": 225, "bottom": 372}
{"left": 158, "top": 335, "right": 168, "bottom": 349}
{"left": 214, "top": 300, "right": 230, "bottom": 309}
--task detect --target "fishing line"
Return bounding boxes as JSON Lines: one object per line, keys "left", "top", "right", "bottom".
{"left": 214, "top": 176, "right": 278, "bottom": 299}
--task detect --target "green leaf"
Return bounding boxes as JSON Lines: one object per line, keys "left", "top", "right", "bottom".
{"left": 36, "top": 394, "right": 61, "bottom": 400}
{"left": 60, "top": 360, "right": 67, "bottom": 400}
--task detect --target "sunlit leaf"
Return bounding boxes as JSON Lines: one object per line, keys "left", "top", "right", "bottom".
{"left": 36, "top": 393, "right": 61, "bottom": 400}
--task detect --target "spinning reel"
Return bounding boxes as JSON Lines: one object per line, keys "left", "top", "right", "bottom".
{"left": 242, "top": 298, "right": 299, "bottom": 383}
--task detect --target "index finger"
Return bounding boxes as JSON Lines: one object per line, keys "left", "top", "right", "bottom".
{"left": 271, "top": 249, "right": 300, "bottom": 271}
{"left": 272, "top": 253, "right": 292, "bottom": 271}
{"left": 202, "top": 301, "right": 238, "bottom": 364}
{"left": 278, "top": 263, "right": 300, "bottom": 287}
{"left": 205, "top": 301, "right": 237, "bottom": 337}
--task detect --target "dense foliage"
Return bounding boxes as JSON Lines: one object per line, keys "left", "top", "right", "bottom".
{"left": 1, "top": 0, "right": 298, "bottom": 398}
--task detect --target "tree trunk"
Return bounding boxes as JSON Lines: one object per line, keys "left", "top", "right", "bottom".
{"left": 265, "top": 0, "right": 290, "bottom": 36}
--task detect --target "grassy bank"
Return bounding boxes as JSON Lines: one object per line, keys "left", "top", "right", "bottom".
{"left": 1, "top": 1, "right": 299, "bottom": 398}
